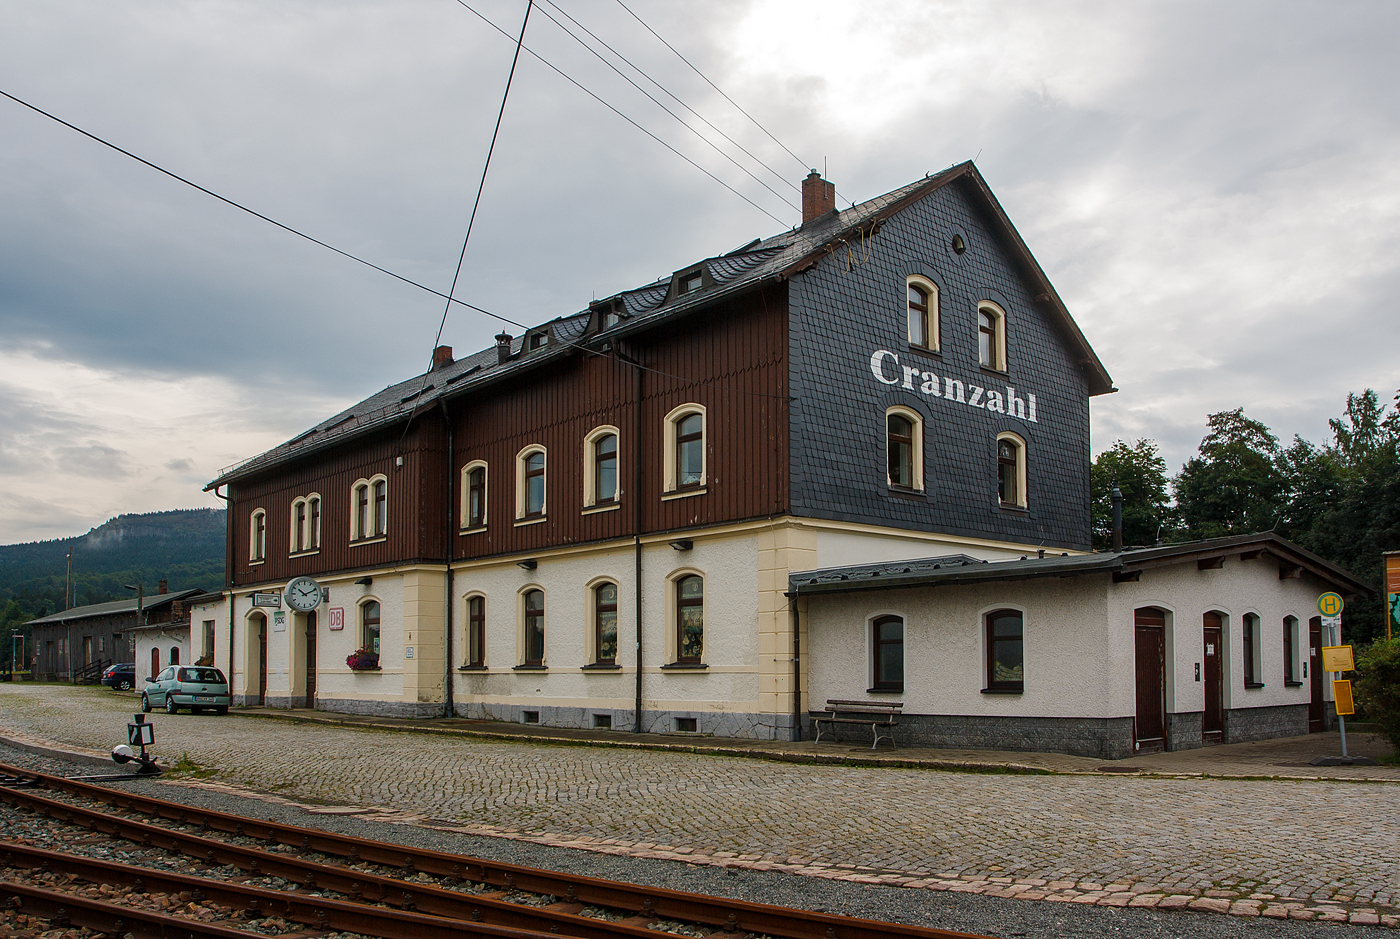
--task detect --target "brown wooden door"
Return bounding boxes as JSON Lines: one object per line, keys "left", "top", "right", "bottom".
{"left": 1308, "top": 617, "right": 1325, "bottom": 732}
{"left": 256, "top": 623, "right": 267, "bottom": 708}
{"left": 82, "top": 636, "right": 94, "bottom": 667}
{"left": 1202, "top": 612, "right": 1223, "bottom": 743}
{"left": 303, "top": 612, "right": 317, "bottom": 708}
{"left": 1134, "top": 608, "right": 1166, "bottom": 753}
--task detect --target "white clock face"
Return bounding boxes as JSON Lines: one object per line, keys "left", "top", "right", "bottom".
{"left": 285, "top": 577, "right": 321, "bottom": 612}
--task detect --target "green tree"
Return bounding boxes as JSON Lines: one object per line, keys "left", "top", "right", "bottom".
{"left": 1355, "top": 638, "right": 1400, "bottom": 755}
{"left": 1173, "top": 408, "right": 1286, "bottom": 540}
{"left": 1091, "top": 439, "right": 1172, "bottom": 550}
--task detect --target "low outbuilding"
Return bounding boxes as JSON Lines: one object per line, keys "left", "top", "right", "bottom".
{"left": 791, "top": 532, "right": 1374, "bottom": 759}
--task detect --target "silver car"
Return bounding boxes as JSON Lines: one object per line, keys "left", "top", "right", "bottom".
{"left": 142, "top": 666, "right": 230, "bottom": 714}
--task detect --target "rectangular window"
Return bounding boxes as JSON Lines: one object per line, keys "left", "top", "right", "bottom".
{"left": 523, "top": 590, "right": 545, "bottom": 665}
{"left": 1243, "top": 612, "right": 1259, "bottom": 685}
{"left": 202, "top": 620, "right": 215, "bottom": 658}
{"left": 595, "top": 583, "right": 618, "bottom": 664}
{"left": 294, "top": 501, "right": 307, "bottom": 551}
{"left": 676, "top": 575, "right": 703, "bottom": 663}
{"left": 372, "top": 480, "right": 387, "bottom": 536}
{"left": 986, "top": 609, "right": 1024, "bottom": 692}
{"left": 887, "top": 414, "right": 915, "bottom": 489}
{"left": 872, "top": 616, "right": 903, "bottom": 690}
{"left": 467, "top": 467, "right": 486, "bottom": 527}
{"left": 1283, "top": 616, "right": 1296, "bottom": 683}
{"left": 466, "top": 596, "right": 485, "bottom": 667}
{"left": 355, "top": 486, "right": 369, "bottom": 540}
{"left": 362, "top": 601, "right": 381, "bottom": 656}
{"left": 524, "top": 452, "right": 546, "bottom": 517}
{"left": 676, "top": 415, "right": 703, "bottom": 489}
{"left": 594, "top": 434, "right": 618, "bottom": 504}
{"left": 309, "top": 497, "right": 321, "bottom": 548}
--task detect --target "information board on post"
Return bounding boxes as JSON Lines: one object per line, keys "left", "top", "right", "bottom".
{"left": 1333, "top": 680, "right": 1355, "bottom": 716}
{"left": 1322, "top": 645, "right": 1355, "bottom": 673}
{"left": 1386, "top": 550, "right": 1400, "bottom": 641}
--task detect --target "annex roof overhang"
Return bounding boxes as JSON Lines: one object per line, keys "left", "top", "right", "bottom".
{"left": 787, "top": 532, "right": 1375, "bottom": 600}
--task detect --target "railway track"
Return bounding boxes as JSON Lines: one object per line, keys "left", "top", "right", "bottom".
{"left": 0, "top": 761, "right": 989, "bottom": 939}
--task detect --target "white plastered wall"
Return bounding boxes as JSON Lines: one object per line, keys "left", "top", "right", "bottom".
{"left": 133, "top": 627, "right": 191, "bottom": 686}
{"left": 805, "top": 576, "right": 1117, "bottom": 717}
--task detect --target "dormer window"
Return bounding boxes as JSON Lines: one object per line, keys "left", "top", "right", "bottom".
{"left": 680, "top": 270, "right": 703, "bottom": 294}
{"left": 594, "top": 300, "right": 626, "bottom": 331}
{"left": 528, "top": 331, "right": 548, "bottom": 351}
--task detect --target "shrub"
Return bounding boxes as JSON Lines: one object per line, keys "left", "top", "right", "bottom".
{"left": 1355, "top": 638, "right": 1400, "bottom": 752}
{"left": 346, "top": 647, "right": 380, "bottom": 671}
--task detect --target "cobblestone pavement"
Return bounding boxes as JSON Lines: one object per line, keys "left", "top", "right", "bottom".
{"left": 2, "top": 683, "right": 1396, "bottom": 928}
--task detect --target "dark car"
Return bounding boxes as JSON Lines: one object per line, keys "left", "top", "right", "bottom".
{"left": 101, "top": 662, "right": 136, "bottom": 691}
{"left": 142, "top": 665, "right": 230, "bottom": 714}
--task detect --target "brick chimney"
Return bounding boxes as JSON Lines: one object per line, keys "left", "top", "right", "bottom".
{"left": 158, "top": 579, "right": 168, "bottom": 595}
{"left": 431, "top": 345, "right": 453, "bottom": 371}
{"left": 495, "top": 332, "right": 513, "bottom": 365}
{"left": 802, "top": 170, "right": 836, "bottom": 224}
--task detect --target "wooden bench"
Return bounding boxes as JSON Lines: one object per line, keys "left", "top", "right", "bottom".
{"left": 809, "top": 699, "right": 902, "bottom": 749}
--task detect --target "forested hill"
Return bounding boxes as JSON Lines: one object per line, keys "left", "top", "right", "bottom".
{"left": 0, "top": 509, "right": 226, "bottom": 621}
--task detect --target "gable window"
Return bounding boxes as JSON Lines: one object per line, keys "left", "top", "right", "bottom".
{"left": 361, "top": 600, "right": 381, "bottom": 655}
{"left": 594, "top": 582, "right": 618, "bottom": 665}
{"left": 1283, "top": 616, "right": 1298, "bottom": 683}
{"left": 517, "top": 447, "right": 547, "bottom": 519}
{"left": 522, "top": 589, "right": 545, "bottom": 666}
{"left": 985, "top": 609, "right": 1024, "bottom": 693}
{"left": 583, "top": 427, "right": 620, "bottom": 509}
{"left": 676, "top": 575, "right": 703, "bottom": 663}
{"left": 663, "top": 405, "right": 707, "bottom": 494}
{"left": 885, "top": 407, "right": 923, "bottom": 491}
{"left": 1243, "top": 612, "right": 1261, "bottom": 686}
{"left": 997, "top": 432, "right": 1027, "bottom": 509}
{"left": 249, "top": 509, "right": 266, "bottom": 562}
{"left": 978, "top": 302, "right": 1007, "bottom": 371}
{"left": 351, "top": 476, "right": 388, "bottom": 541}
{"left": 871, "top": 615, "right": 904, "bottom": 691}
{"left": 461, "top": 462, "right": 487, "bottom": 530}
{"left": 465, "top": 595, "right": 485, "bottom": 668}
{"left": 906, "top": 277, "right": 939, "bottom": 351}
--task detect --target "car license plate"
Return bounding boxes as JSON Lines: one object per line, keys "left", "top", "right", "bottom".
{"left": 195, "top": 696, "right": 215, "bottom": 702}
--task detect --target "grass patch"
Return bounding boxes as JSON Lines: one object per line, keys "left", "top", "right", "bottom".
{"left": 167, "top": 752, "right": 218, "bottom": 778}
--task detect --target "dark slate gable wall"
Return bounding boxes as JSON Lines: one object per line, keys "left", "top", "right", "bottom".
{"left": 787, "top": 178, "right": 1092, "bottom": 551}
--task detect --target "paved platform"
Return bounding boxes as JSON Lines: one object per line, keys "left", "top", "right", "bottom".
{"left": 2, "top": 682, "right": 1396, "bottom": 928}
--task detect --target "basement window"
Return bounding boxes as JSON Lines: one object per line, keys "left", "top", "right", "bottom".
{"left": 522, "top": 710, "right": 540, "bottom": 724}
{"left": 674, "top": 717, "right": 697, "bottom": 733}
{"left": 593, "top": 714, "right": 612, "bottom": 730}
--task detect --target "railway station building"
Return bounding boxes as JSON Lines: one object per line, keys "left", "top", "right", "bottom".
{"left": 203, "top": 163, "right": 1371, "bottom": 756}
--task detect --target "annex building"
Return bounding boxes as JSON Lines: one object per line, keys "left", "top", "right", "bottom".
{"left": 203, "top": 164, "right": 1370, "bottom": 756}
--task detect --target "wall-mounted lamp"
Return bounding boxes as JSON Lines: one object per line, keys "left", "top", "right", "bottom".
{"left": 668, "top": 540, "right": 693, "bottom": 551}
{"left": 355, "top": 576, "right": 373, "bottom": 587}
{"left": 516, "top": 559, "right": 538, "bottom": 570}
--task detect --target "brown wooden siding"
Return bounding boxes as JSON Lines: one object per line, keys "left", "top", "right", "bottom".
{"left": 451, "top": 284, "right": 789, "bottom": 559}
{"left": 227, "top": 421, "right": 447, "bottom": 586}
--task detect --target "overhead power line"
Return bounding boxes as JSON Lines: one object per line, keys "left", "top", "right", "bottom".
{"left": 535, "top": 0, "right": 800, "bottom": 200}
{"left": 0, "top": 85, "right": 791, "bottom": 403}
{"left": 612, "top": 0, "right": 809, "bottom": 175}
{"left": 453, "top": 0, "right": 790, "bottom": 227}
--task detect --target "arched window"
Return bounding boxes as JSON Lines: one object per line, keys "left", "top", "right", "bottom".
{"left": 461, "top": 462, "right": 487, "bottom": 529}
{"left": 292, "top": 499, "right": 306, "bottom": 552}
{"left": 353, "top": 482, "right": 369, "bottom": 539}
{"left": 522, "top": 589, "right": 545, "bottom": 665}
{"left": 985, "top": 609, "right": 1024, "bottom": 693}
{"left": 1242, "top": 612, "right": 1261, "bottom": 687}
{"left": 170, "top": 647, "right": 180, "bottom": 666}
{"left": 307, "top": 496, "right": 321, "bottom": 549}
{"left": 871, "top": 615, "right": 904, "bottom": 691}
{"left": 517, "top": 447, "right": 547, "bottom": 519}
{"left": 1283, "top": 615, "right": 1298, "bottom": 683}
{"left": 906, "top": 276, "right": 938, "bottom": 351}
{"left": 361, "top": 601, "right": 381, "bottom": 655}
{"left": 249, "top": 509, "right": 266, "bottom": 562}
{"left": 664, "top": 405, "right": 707, "bottom": 494}
{"left": 885, "top": 407, "right": 923, "bottom": 491}
{"left": 150, "top": 647, "right": 160, "bottom": 676}
{"left": 372, "top": 479, "right": 387, "bottom": 536}
{"left": 351, "top": 476, "right": 388, "bottom": 541}
{"left": 676, "top": 575, "right": 703, "bottom": 663}
{"left": 583, "top": 428, "right": 620, "bottom": 508}
{"left": 996, "top": 432, "right": 1027, "bottom": 508}
{"left": 594, "top": 582, "right": 618, "bottom": 665}
{"left": 290, "top": 495, "right": 322, "bottom": 552}
{"left": 978, "top": 301, "right": 1007, "bottom": 371}
{"left": 465, "top": 595, "right": 485, "bottom": 667}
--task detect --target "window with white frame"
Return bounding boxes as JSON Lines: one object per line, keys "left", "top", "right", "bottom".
{"left": 885, "top": 406, "right": 924, "bottom": 491}
{"left": 906, "top": 276, "right": 939, "bottom": 351}
{"left": 351, "top": 476, "right": 388, "bottom": 540}
{"left": 249, "top": 508, "right": 266, "bottom": 562}
{"left": 593, "top": 581, "right": 618, "bottom": 665}
{"left": 583, "top": 427, "right": 620, "bottom": 508}
{"left": 461, "top": 462, "right": 487, "bottom": 530}
{"left": 996, "top": 432, "right": 1027, "bottom": 508}
{"left": 516, "top": 446, "right": 547, "bottom": 519}
{"left": 521, "top": 588, "right": 545, "bottom": 666}
{"left": 290, "top": 494, "right": 321, "bottom": 553}
{"left": 978, "top": 301, "right": 1007, "bottom": 371}
{"left": 664, "top": 405, "right": 706, "bottom": 493}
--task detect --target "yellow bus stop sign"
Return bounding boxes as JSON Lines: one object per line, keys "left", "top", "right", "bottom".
{"left": 1322, "top": 645, "right": 1355, "bottom": 672}
{"left": 1317, "top": 592, "right": 1344, "bottom": 617}
{"left": 1333, "top": 680, "right": 1355, "bottom": 717}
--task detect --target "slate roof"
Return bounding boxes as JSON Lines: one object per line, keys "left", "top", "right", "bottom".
{"left": 24, "top": 588, "right": 205, "bottom": 626}
{"left": 208, "top": 162, "right": 1113, "bottom": 489}
{"left": 788, "top": 532, "right": 1375, "bottom": 598}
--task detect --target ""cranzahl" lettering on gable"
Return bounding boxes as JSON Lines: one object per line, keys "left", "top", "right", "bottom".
{"left": 869, "top": 349, "right": 1038, "bottom": 423}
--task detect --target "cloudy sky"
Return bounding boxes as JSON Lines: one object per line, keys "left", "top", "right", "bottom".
{"left": 2, "top": 0, "right": 1397, "bottom": 543}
